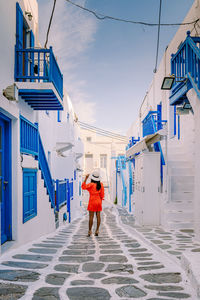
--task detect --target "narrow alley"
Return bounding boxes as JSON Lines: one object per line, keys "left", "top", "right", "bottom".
{"left": 0, "top": 204, "right": 198, "bottom": 299}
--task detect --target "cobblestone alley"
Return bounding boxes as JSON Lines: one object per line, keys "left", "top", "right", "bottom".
{"left": 0, "top": 206, "right": 198, "bottom": 300}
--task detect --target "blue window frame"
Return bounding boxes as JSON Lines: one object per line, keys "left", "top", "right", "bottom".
{"left": 23, "top": 168, "right": 37, "bottom": 223}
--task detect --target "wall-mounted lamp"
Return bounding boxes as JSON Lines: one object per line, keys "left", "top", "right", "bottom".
{"left": 161, "top": 76, "right": 175, "bottom": 90}
{"left": 25, "top": 11, "right": 33, "bottom": 21}
{"left": 183, "top": 102, "right": 192, "bottom": 109}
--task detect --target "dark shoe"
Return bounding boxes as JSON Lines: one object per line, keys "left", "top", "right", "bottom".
{"left": 87, "top": 231, "right": 92, "bottom": 237}
{"left": 95, "top": 231, "right": 99, "bottom": 236}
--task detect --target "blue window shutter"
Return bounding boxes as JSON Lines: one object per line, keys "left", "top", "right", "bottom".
{"left": 16, "top": 2, "right": 23, "bottom": 49}
{"left": 23, "top": 169, "right": 37, "bottom": 223}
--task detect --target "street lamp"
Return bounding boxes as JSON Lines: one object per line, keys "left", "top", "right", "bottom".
{"left": 161, "top": 76, "right": 175, "bottom": 90}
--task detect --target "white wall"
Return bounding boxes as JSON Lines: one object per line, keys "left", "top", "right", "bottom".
{"left": 0, "top": 0, "right": 84, "bottom": 251}
{"left": 81, "top": 128, "right": 126, "bottom": 203}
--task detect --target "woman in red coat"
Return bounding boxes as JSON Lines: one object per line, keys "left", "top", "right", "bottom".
{"left": 81, "top": 170, "right": 104, "bottom": 236}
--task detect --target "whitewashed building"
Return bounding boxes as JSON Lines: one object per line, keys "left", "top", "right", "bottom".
{"left": 0, "top": 0, "right": 84, "bottom": 253}
{"left": 116, "top": 0, "right": 200, "bottom": 241}
{"left": 80, "top": 128, "right": 126, "bottom": 204}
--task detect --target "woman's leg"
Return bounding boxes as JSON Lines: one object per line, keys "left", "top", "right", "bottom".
{"left": 95, "top": 211, "right": 101, "bottom": 234}
{"left": 89, "top": 211, "right": 94, "bottom": 233}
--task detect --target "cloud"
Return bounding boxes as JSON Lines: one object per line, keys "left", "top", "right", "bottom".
{"left": 37, "top": 0, "right": 97, "bottom": 123}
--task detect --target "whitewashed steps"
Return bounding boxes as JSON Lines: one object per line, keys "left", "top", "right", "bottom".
{"left": 164, "top": 140, "right": 194, "bottom": 230}
{"left": 165, "top": 210, "right": 193, "bottom": 222}
{"left": 167, "top": 220, "right": 194, "bottom": 230}
{"left": 165, "top": 200, "right": 193, "bottom": 210}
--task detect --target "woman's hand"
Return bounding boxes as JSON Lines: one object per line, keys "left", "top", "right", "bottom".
{"left": 84, "top": 174, "right": 90, "bottom": 182}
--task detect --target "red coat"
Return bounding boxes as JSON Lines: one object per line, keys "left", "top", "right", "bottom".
{"left": 81, "top": 182, "right": 104, "bottom": 212}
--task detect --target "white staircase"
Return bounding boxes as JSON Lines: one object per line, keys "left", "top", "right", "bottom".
{"left": 164, "top": 142, "right": 194, "bottom": 230}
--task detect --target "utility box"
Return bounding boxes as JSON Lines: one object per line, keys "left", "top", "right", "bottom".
{"left": 134, "top": 152, "right": 160, "bottom": 226}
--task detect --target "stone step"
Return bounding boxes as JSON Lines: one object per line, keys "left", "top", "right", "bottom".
{"left": 170, "top": 167, "right": 194, "bottom": 176}
{"left": 165, "top": 210, "right": 194, "bottom": 222}
{"left": 165, "top": 200, "right": 193, "bottom": 210}
{"left": 168, "top": 160, "right": 194, "bottom": 168}
{"left": 171, "top": 179, "right": 194, "bottom": 193}
{"left": 168, "top": 154, "right": 187, "bottom": 161}
{"left": 171, "top": 191, "right": 194, "bottom": 201}
{"left": 171, "top": 175, "right": 194, "bottom": 183}
{"left": 167, "top": 220, "right": 194, "bottom": 230}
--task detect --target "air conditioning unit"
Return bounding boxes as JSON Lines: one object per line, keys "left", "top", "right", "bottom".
{"left": 3, "top": 84, "right": 18, "bottom": 101}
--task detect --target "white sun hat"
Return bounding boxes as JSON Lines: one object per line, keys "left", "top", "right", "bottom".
{"left": 91, "top": 169, "right": 100, "bottom": 181}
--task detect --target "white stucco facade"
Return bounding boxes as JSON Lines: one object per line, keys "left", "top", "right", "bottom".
{"left": 0, "top": 0, "right": 84, "bottom": 253}
{"left": 120, "top": 0, "right": 200, "bottom": 238}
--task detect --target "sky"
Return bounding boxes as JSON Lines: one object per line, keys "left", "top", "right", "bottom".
{"left": 37, "top": 0, "right": 194, "bottom": 134}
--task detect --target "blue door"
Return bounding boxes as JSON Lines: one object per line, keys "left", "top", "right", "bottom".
{"left": 0, "top": 115, "right": 12, "bottom": 244}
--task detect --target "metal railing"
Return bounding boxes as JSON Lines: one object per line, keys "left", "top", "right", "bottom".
{"left": 142, "top": 107, "right": 167, "bottom": 183}
{"left": 117, "top": 156, "right": 127, "bottom": 207}
{"left": 15, "top": 47, "right": 63, "bottom": 99}
{"left": 56, "top": 179, "right": 67, "bottom": 211}
{"left": 171, "top": 31, "right": 200, "bottom": 93}
{"left": 38, "top": 134, "right": 55, "bottom": 208}
{"left": 20, "top": 115, "right": 38, "bottom": 156}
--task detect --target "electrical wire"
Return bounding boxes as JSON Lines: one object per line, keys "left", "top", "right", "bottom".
{"left": 80, "top": 126, "right": 127, "bottom": 142}
{"left": 153, "top": 0, "right": 162, "bottom": 73}
{"left": 80, "top": 127, "right": 127, "bottom": 141}
{"left": 44, "top": 0, "right": 57, "bottom": 48}
{"left": 78, "top": 121, "right": 126, "bottom": 138}
{"left": 65, "top": 0, "right": 199, "bottom": 27}
{"left": 78, "top": 121, "right": 127, "bottom": 139}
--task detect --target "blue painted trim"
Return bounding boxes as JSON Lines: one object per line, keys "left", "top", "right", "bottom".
{"left": 178, "top": 115, "right": 180, "bottom": 140}
{"left": 57, "top": 111, "right": 61, "bottom": 122}
{"left": 187, "top": 72, "right": 200, "bottom": 100}
{"left": 170, "top": 32, "right": 200, "bottom": 105}
{"left": 174, "top": 106, "right": 177, "bottom": 136}
{"left": 0, "top": 112, "right": 12, "bottom": 243}
{"left": 169, "top": 81, "right": 191, "bottom": 106}
{"left": 128, "top": 161, "right": 133, "bottom": 213}
{"left": 15, "top": 46, "right": 63, "bottom": 100}
{"left": 20, "top": 115, "right": 39, "bottom": 156}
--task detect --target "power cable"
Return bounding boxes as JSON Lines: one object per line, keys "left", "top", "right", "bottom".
{"left": 80, "top": 126, "right": 127, "bottom": 142}
{"left": 79, "top": 122, "right": 127, "bottom": 138}
{"left": 44, "top": 0, "right": 57, "bottom": 48}
{"left": 78, "top": 121, "right": 127, "bottom": 139}
{"left": 80, "top": 127, "right": 127, "bottom": 141}
{"left": 153, "top": 0, "right": 162, "bottom": 73}
{"left": 65, "top": 0, "right": 199, "bottom": 27}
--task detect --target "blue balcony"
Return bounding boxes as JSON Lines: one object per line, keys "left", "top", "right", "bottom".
{"left": 170, "top": 31, "right": 200, "bottom": 106}
{"left": 15, "top": 47, "right": 63, "bottom": 110}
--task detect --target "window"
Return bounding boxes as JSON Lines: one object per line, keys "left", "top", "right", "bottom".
{"left": 100, "top": 154, "right": 107, "bottom": 168}
{"left": 23, "top": 169, "right": 37, "bottom": 223}
{"left": 86, "top": 137, "right": 91, "bottom": 142}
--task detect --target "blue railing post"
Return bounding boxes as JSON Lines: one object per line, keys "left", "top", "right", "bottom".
{"left": 157, "top": 104, "right": 162, "bottom": 131}
{"left": 67, "top": 179, "right": 71, "bottom": 223}
{"left": 56, "top": 179, "right": 59, "bottom": 212}
{"left": 49, "top": 46, "right": 53, "bottom": 82}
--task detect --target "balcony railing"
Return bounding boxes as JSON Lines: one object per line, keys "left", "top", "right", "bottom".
{"left": 15, "top": 47, "right": 63, "bottom": 100}
{"left": 171, "top": 31, "right": 200, "bottom": 102}
{"left": 56, "top": 179, "right": 67, "bottom": 212}
{"left": 142, "top": 107, "right": 166, "bottom": 183}
{"left": 20, "top": 115, "right": 38, "bottom": 156}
